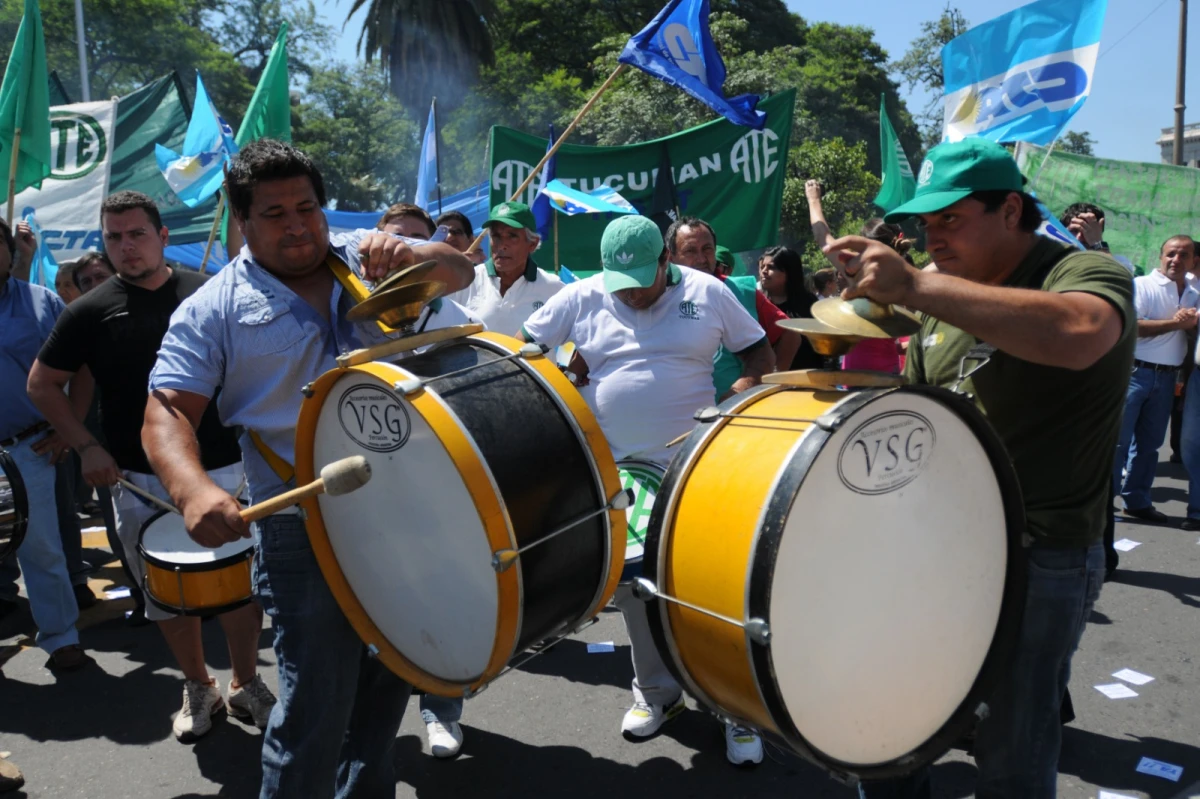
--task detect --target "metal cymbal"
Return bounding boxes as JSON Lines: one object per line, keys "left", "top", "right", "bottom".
{"left": 777, "top": 318, "right": 864, "bottom": 357}
{"left": 763, "top": 369, "right": 908, "bottom": 389}
{"left": 370, "top": 260, "right": 440, "bottom": 295}
{"left": 811, "top": 297, "right": 922, "bottom": 338}
{"left": 346, "top": 280, "right": 447, "bottom": 329}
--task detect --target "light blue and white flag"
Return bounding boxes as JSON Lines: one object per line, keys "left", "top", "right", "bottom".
{"left": 414, "top": 100, "right": 439, "bottom": 211}
{"left": 942, "top": 0, "right": 1108, "bottom": 145}
{"left": 1033, "top": 198, "right": 1084, "bottom": 250}
{"left": 154, "top": 73, "right": 238, "bottom": 207}
{"left": 23, "top": 211, "right": 58, "bottom": 288}
{"left": 539, "top": 179, "right": 637, "bottom": 216}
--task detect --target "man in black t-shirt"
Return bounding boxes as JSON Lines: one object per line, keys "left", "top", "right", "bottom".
{"left": 27, "top": 191, "right": 276, "bottom": 744}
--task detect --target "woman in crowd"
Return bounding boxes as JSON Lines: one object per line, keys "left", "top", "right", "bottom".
{"left": 758, "top": 245, "right": 823, "bottom": 370}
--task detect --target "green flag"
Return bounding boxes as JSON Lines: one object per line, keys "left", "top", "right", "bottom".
{"left": 873, "top": 95, "right": 915, "bottom": 213}
{"left": 236, "top": 23, "right": 291, "bottom": 146}
{"left": 0, "top": 0, "right": 52, "bottom": 202}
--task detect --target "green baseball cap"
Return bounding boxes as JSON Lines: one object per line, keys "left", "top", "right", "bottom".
{"left": 715, "top": 245, "right": 735, "bottom": 271}
{"left": 884, "top": 139, "right": 1026, "bottom": 223}
{"left": 601, "top": 215, "right": 666, "bottom": 293}
{"left": 485, "top": 201, "right": 536, "bottom": 231}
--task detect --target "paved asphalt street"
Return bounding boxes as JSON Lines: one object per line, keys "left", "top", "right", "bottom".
{"left": 2, "top": 448, "right": 1198, "bottom": 799}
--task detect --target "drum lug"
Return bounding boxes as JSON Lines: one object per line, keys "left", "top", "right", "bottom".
{"left": 491, "top": 549, "right": 518, "bottom": 572}
{"left": 392, "top": 378, "right": 424, "bottom": 396}
{"left": 974, "top": 700, "right": 991, "bottom": 721}
{"left": 744, "top": 618, "right": 772, "bottom": 646}
{"left": 694, "top": 406, "right": 721, "bottom": 423}
{"left": 633, "top": 578, "right": 755, "bottom": 634}
{"left": 519, "top": 343, "right": 548, "bottom": 359}
{"left": 300, "top": 382, "right": 314, "bottom": 398}
{"left": 366, "top": 643, "right": 379, "bottom": 659}
{"left": 490, "top": 489, "right": 630, "bottom": 572}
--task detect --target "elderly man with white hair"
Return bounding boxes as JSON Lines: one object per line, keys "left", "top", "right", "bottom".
{"left": 447, "top": 201, "right": 564, "bottom": 336}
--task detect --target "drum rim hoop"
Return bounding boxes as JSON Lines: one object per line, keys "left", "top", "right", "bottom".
{"left": 0, "top": 447, "right": 29, "bottom": 562}
{"left": 747, "top": 384, "right": 1029, "bottom": 779}
{"left": 137, "top": 509, "right": 255, "bottom": 573}
{"left": 142, "top": 591, "right": 253, "bottom": 617}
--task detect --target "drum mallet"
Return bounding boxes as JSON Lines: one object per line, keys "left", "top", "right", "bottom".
{"left": 240, "top": 456, "right": 373, "bottom": 523}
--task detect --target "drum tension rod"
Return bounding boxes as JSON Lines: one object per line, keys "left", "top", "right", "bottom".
{"left": 491, "top": 487, "right": 633, "bottom": 573}
{"left": 392, "top": 344, "right": 549, "bottom": 396}
{"left": 463, "top": 616, "right": 600, "bottom": 700}
{"left": 632, "top": 578, "right": 772, "bottom": 646}
{"left": 693, "top": 406, "right": 836, "bottom": 431}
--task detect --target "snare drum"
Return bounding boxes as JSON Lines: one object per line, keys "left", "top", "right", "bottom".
{"left": 0, "top": 449, "right": 27, "bottom": 562}
{"left": 616, "top": 459, "right": 665, "bottom": 584}
{"left": 295, "top": 332, "right": 625, "bottom": 696}
{"left": 642, "top": 384, "right": 1026, "bottom": 780}
{"left": 138, "top": 511, "right": 255, "bottom": 615}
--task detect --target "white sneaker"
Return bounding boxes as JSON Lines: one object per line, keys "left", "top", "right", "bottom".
{"left": 426, "top": 721, "right": 464, "bottom": 759}
{"left": 173, "top": 679, "right": 224, "bottom": 743}
{"left": 620, "top": 694, "right": 686, "bottom": 738}
{"left": 228, "top": 675, "right": 277, "bottom": 729}
{"left": 724, "top": 721, "right": 763, "bottom": 765}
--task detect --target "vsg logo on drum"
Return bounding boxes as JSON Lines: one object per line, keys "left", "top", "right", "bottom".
{"left": 837, "top": 411, "right": 936, "bottom": 495}
{"left": 338, "top": 384, "right": 411, "bottom": 453}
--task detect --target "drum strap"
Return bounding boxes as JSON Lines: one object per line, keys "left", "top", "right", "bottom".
{"left": 248, "top": 430, "right": 295, "bottom": 484}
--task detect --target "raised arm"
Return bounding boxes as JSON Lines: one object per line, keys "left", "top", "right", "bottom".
{"left": 806, "top": 180, "right": 839, "bottom": 268}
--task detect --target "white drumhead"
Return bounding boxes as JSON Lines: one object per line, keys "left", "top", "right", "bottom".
{"left": 311, "top": 367, "right": 502, "bottom": 683}
{"left": 767, "top": 391, "right": 1008, "bottom": 766}
{"left": 141, "top": 512, "right": 254, "bottom": 564}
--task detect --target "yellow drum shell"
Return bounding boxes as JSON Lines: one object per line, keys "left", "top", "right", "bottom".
{"left": 142, "top": 557, "right": 253, "bottom": 615}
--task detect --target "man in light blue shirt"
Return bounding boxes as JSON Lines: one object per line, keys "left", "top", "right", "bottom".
{"left": 143, "top": 140, "right": 474, "bottom": 799}
{"left": 0, "top": 217, "right": 86, "bottom": 669}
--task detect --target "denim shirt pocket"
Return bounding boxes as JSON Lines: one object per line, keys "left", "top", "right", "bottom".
{"left": 234, "top": 288, "right": 304, "bottom": 355}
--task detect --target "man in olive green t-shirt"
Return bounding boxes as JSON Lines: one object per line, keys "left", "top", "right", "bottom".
{"left": 825, "top": 139, "right": 1135, "bottom": 799}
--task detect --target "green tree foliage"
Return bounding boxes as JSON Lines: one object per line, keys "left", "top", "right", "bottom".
{"left": 293, "top": 64, "right": 417, "bottom": 211}
{"left": 784, "top": 137, "right": 880, "bottom": 266}
{"left": 1058, "top": 130, "right": 1097, "bottom": 156}
{"left": 892, "top": 4, "right": 969, "bottom": 151}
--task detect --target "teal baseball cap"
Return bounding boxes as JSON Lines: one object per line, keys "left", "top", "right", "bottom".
{"left": 600, "top": 216, "right": 666, "bottom": 293}
{"left": 884, "top": 138, "right": 1026, "bottom": 223}
{"left": 485, "top": 201, "right": 536, "bottom": 231}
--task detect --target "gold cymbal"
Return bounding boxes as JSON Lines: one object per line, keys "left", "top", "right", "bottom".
{"left": 763, "top": 369, "right": 908, "bottom": 389}
{"left": 811, "top": 297, "right": 922, "bottom": 338}
{"left": 370, "top": 260, "right": 440, "bottom": 295}
{"left": 346, "top": 280, "right": 446, "bottom": 329}
{"left": 777, "top": 318, "right": 864, "bottom": 357}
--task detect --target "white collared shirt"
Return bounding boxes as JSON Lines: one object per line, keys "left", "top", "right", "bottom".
{"left": 447, "top": 259, "right": 564, "bottom": 338}
{"left": 1133, "top": 268, "right": 1200, "bottom": 366}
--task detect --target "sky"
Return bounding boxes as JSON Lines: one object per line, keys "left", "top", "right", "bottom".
{"left": 317, "top": 0, "right": 1199, "bottom": 165}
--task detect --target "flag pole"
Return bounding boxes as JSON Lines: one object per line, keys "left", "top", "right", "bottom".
{"left": 466, "top": 63, "right": 626, "bottom": 254}
{"left": 6, "top": 128, "right": 21, "bottom": 223}
{"left": 200, "top": 193, "right": 225, "bottom": 272}
{"left": 433, "top": 96, "right": 443, "bottom": 216}
{"left": 554, "top": 211, "right": 560, "bottom": 273}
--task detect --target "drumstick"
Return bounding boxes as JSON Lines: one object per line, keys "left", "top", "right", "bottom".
{"left": 116, "top": 477, "right": 181, "bottom": 515}
{"left": 240, "top": 456, "right": 372, "bottom": 524}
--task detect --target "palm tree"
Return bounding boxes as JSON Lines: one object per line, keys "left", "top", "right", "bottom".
{"left": 346, "top": 0, "right": 496, "bottom": 113}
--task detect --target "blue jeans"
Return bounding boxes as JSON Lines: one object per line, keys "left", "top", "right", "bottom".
{"left": 1113, "top": 364, "right": 1177, "bottom": 510}
{"left": 860, "top": 543, "right": 1105, "bottom": 799}
{"left": 420, "top": 693, "right": 464, "bottom": 724}
{"left": 3, "top": 436, "right": 80, "bottom": 653}
{"left": 1180, "top": 369, "right": 1200, "bottom": 519}
{"left": 0, "top": 457, "right": 90, "bottom": 601}
{"left": 254, "top": 513, "right": 412, "bottom": 799}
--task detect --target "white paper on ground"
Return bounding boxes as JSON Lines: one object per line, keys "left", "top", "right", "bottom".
{"left": 1135, "top": 756, "right": 1183, "bottom": 781}
{"left": 1112, "top": 668, "right": 1154, "bottom": 686}
{"left": 1094, "top": 683, "right": 1138, "bottom": 699}
{"left": 81, "top": 526, "right": 106, "bottom": 534}
{"left": 1098, "top": 791, "right": 1138, "bottom": 799}
{"left": 105, "top": 587, "right": 132, "bottom": 599}
{"left": 586, "top": 642, "right": 615, "bottom": 653}
{"left": 1113, "top": 538, "right": 1141, "bottom": 552}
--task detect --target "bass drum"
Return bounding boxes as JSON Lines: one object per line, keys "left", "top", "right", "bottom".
{"left": 642, "top": 384, "right": 1027, "bottom": 780}
{"left": 295, "top": 332, "right": 625, "bottom": 697}
{"left": 0, "top": 448, "right": 28, "bottom": 562}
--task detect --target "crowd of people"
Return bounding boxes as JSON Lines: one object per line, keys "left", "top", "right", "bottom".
{"left": 0, "top": 135, "right": 1191, "bottom": 799}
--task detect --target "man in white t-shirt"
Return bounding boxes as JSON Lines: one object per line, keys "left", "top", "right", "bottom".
{"left": 518, "top": 215, "right": 774, "bottom": 766}
{"left": 1114, "top": 234, "right": 1199, "bottom": 524}
{"left": 447, "top": 201, "right": 563, "bottom": 337}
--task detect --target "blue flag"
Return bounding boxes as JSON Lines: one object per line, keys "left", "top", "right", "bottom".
{"left": 941, "top": 0, "right": 1108, "bottom": 145}
{"left": 1033, "top": 198, "right": 1084, "bottom": 250}
{"left": 539, "top": 180, "right": 637, "bottom": 216}
{"left": 531, "top": 125, "right": 556, "bottom": 241}
{"left": 619, "top": 0, "right": 765, "bottom": 129}
{"left": 23, "top": 211, "right": 58, "bottom": 288}
{"left": 154, "top": 73, "right": 238, "bottom": 207}
{"left": 414, "top": 100, "right": 439, "bottom": 211}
